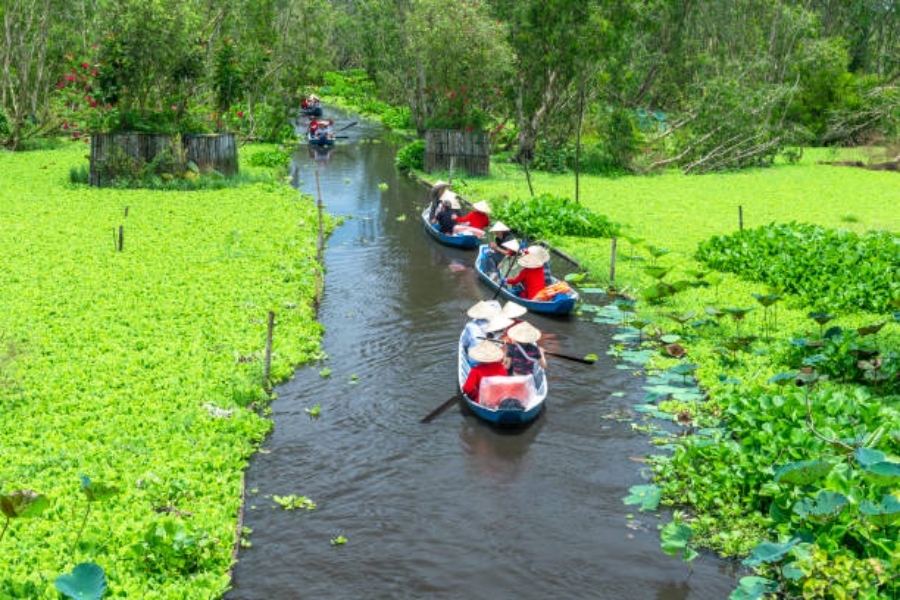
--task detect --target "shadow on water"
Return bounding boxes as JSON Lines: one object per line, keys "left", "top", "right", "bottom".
{"left": 226, "top": 112, "right": 741, "bottom": 599}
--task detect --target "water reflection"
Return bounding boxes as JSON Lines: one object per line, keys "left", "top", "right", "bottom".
{"left": 458, "top": 416, "right": 544, "bottom": 482}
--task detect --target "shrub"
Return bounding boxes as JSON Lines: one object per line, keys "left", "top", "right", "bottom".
{"left": 493, "top": 193, "right": 620, "bottom": 239}
{"left": 395, "top": 140, "right": 425, "bottom": 170}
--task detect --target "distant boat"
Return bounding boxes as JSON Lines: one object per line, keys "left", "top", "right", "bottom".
{"left": 307, "top": 132, "right": 334, "bottom": 147}
{"left": 420, "top": 207, "right": 483, "bottom": 249}
{"left": 300, "top": 104, "right": 323, "bottom": 117}
{"left": 474, "top": 245, "right": 579, "bottom": 315}
{"left": 457, "top": 331, "right": 546, "bottom": 427}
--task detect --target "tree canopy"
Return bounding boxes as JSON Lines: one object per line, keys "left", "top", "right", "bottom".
{"left": 0, "top": 0, "right": 897, "bottom": 171}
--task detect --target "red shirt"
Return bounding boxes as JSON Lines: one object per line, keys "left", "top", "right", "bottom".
{"left": 506, "top": 267, "right": 547, "bottom": 299}
{"left": 463, "top": 362, "right": 508, "bottom": 403}
{"left": 457, "top": 211, "right": 489, "bottom": 230}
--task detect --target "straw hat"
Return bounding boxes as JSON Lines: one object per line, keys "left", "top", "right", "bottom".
{"left": 472, "top": 201, "right": 491, "bottom": 214}
{"left": 500, "top": 239, "right": 520, "bottom": 253}
{"left": 500, "top": 302, "right": 528, "bottom": 319}
{"left": 489, "top": 221, "right": 510, "bottom": 233}
{"left": 467, "top": 300, "right": 501, "bottom": 320}
{"left": 516, "top": 252, "right": 547, "bottom": 269}
{"left": 309, "top": 94, "right": 319, "bottom": 101}
{"left": 468, "top": 340, "right": 505, "bottom": 363}
{"left": 507, "top": 321, "right": 542, "bottom": 344}
{"left": 529, "top": 245, "right": 551, "bottom": 264}
{"left": 432, "top": 180, "right": 451, "bottom": 191}
{"left": 483, "top": 314, "right": 514, "bottom": 334}
{"left": 439, "top": 190, "right": 458, "bottom": 203}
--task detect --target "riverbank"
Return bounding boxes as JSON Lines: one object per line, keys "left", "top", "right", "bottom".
{"left": 419, "top": 155, "right": 899, "bottom": 595}
{"left": 0, "top": 143, "right": 330, "bottom": 597}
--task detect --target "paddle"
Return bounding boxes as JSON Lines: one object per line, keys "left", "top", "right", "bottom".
{"left": 491, "top": 248, "right": 522, "bottom": 300}
{"left": 336, "top": 121, "right": 358, "bottom": 132}
{"left": 477, "top": 336, "right": 596, "bottom": 365}
{"left": 420, "top": 392, "right": 463, "bottom": 424}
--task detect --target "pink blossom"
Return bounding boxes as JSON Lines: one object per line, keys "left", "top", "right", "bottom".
{"left": 91, "top": 70, "right": 98, "bottom": 76}
{"left": 466, "top": 125, "right": 472, "bottom": 131}
{"left": 237, "top": 111, "right": 244, "bottom": 118}
{"left": 90, "top": 101, "right": 98, "bottom": 108}
{"left": 449, "top": 93, "right": 456, "bottom": 99}
{"left": 57, "top": 82, "right": 66, "bottom": 88}
{"left": 171, "top": 105, "right": 178, "bottom": 111}
{"left": 81, "top": 62, "right": 90, "bottom": 69}
{"left": 66, "top": 75, "right": 75, "bottom": 82}
{"left": 63, "top": 123, "right": 70, "bottom": 130}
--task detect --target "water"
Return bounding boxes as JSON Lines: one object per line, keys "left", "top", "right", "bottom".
{"left": 226, "top": 116, "right": 739, "bottom": 599}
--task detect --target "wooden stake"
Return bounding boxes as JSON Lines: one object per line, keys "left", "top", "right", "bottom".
{"left": 610, "top": 237, "right": 617, "bottom": 282}
{"left": 739, "top": 205, "right": 743, "bottom": 231}
{"left": 118, "top": 225, "right": 124, "bottom": 251}
{"left": 263, "top": 311, "right": 274, "bottom": 390}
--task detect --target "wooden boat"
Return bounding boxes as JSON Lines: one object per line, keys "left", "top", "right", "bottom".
{"left": 457, "top": 332, "right": 546, "bottom": 426}
{"left": 301, "top": 105, "right": 323, "bottom": 117}
{"left": 420, "top": 207, "right": 483, "bottom": 249}
{"left": 474, "top": 245, "right": 579, "bottom": 315}
{"left": 307, "top": 132, "right": 334, "bottom": 147}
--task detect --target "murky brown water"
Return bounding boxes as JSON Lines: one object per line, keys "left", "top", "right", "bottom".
{"left": 226, "top": 116, "right": 739, "bottom": 599}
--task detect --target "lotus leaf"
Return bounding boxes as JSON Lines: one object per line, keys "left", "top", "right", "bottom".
{"left": 729, "top": 576, "right": 778, "bottom": 600}
{"left": 859, "top": 495, "right": 900, "bottom": 525}
{"left": 660, "top": 520, "right": 697, "bottom": 562}
{"left": 860, "top": 460, "right": 900, "bottom": 483}
{"left": 623, "top": 484, "right": 662, "bottom": 512}
{"left": 793, "top": 491, "right": 847, "bottom": 521}
{"left": 54, "top": 562, "right": 107, "bottom": 600}
{"left": 0, "top": 490, "right": 49, "bottom": 519}
{"left": 742, "top": 538, "right": 801, "bottom": 567}
{"left": 774, "top": 459, "right": 834, "bottom": 485}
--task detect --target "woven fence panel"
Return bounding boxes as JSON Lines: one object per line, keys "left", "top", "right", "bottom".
{"left": 184, "top": 133, "right": 238, "bottom": 175}
{"left": 424, "top": 130, "right": 490, "bottom": 176}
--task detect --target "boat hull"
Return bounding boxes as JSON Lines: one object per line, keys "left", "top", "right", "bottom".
{"left": 457, "top": 332, "right": 546, "bottom": 427}
{"left": 421, "top": 208, "right": 482, "bottom": 249}
{"left": 474, "top": 245, "right": 578, "bottom": 315}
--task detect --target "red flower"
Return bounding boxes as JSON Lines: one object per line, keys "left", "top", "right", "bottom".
{"left": 466, "top": 125, "right": 472, "bottom": 131}
{"left": 90, "top": 101, "right": 98, "bottom": 107}
{"left": 237, "top": 111, "right": 244, "bottom": 118}
{"left": 63, "top": 123, "right": 70, "bottom": 130}
{"left": 81, "top": 62, "right": 90, "bottom": 69}
{"left": 449, "top": 93, "right": 456, "bottom": 99}
{"left": 57, "top": 82, "right": 66, "bottom": 88}
{"left": 91, "top": 70, "right": 98, "bottom": 76}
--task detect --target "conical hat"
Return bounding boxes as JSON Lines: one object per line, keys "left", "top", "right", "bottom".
{"left": 468, "top": 340, "right": 505, "bottom": 363}
{"left": 467, "top": 300, "right": 501, "bottom": 320}
{"left": 483, "top": 315, "right": 513, "bottom": 334}
{"left": 472, "top": 201, "right": 491, "bottom": 214}
{"left": 432, "top": 180, "right": 451, "bottom": 191}
{"left": 507, "top": 321, "right": 541, "bottom": 344}
{"left": 489, "top": 221, "right": 510, "bottom": 232}
{"left": 500, "top": 239, "right": 520, "bottom": 253}
{"left": 500, "top": 302, "right": 527, "bottom": 319}
{"left": 516, "top": 252, "right": 547, "bottom": 269}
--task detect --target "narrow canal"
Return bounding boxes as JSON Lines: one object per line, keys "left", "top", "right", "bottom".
{"left": 226, "top": 115, "right": 739, "bottom": 599}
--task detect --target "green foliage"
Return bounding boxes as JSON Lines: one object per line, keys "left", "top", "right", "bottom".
{"left": 696, "top": 223, "right": 899, "bottom": 313}
{"left": 395, "top": 140, "right": 425, "bottom": 171}
{"left": 247, "top": 147, "right": 292, "bottom": 169}
{"left": 493, "top": 193, "right": 620, "bottom": 239}
{"left": 0, "top": 143, "right": 327, "bottom": 595}
{"left": 380, "top": 106, "right": 412, "bottom": 131}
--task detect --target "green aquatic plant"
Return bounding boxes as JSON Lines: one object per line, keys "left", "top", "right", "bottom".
{"left": 54, "top": 562, "right": 107, "bottom": 600}
{"left": 0, "top": 489, "right": 49, "bottom": 546}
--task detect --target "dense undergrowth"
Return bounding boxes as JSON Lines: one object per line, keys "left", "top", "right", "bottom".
{"left": 0, "top": 143, "right": 330, "bottom": 598}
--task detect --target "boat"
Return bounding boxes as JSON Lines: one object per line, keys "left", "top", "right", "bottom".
{"left": 307, "top": 132, "right": 335, "bottom": 147}
{"left": 300, "top": 105, "right": 323, "bottom": 117}
{"left": 457, "top": 332, "right": 547, "bottom": 426}
{"left": 420, "top": 207, "right": 483, "bottom": 249}
{"left": 474, "top": 245, "right": 579, "bottom": 315}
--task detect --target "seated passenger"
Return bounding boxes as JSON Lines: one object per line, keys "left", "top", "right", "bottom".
{"left": 501, "top": 245, "right": 551, "bottom": 299}
{"left": 461, "top": 300, "right": 502, "bottom": 356}
{"left": 455, "top": 200, "right": 491, "bottom": 232}
{"left": 503, "top": 321, "right": 547, "bottom": 376}
{"left": 462, "top": 340, "right": 508, "bottom": 404}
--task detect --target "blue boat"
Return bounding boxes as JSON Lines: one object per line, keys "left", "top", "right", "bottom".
{"left": 457, "top": 332, "right": 546, "bottom": 427}
{"left": 474, "top": 245, "right": 579, "bottom": 315}
{"left": 307, "top": 133, "right": 334, "bottom": 147}
{"left": 421, "top": 207, "right": 483, "bottom": 249}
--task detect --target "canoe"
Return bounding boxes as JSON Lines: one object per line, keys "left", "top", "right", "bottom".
{"left": 474, "top": 245, "right": 579, "bottom": 315}
{"left": 457, "top": 332, "right": 546, "bottom": 426}
{"left": 301, "top": 105, "right": 323, "bottom": 117}
{"left": 420, "top": 207, "right": 483, "bottom": 249}
{"left": 307, "top": 133, "right": 335, "bottom": 147}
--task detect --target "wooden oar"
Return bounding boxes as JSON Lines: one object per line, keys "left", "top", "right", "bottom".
{"left": 337, "top": 121, "right": 358, "bottom": 132}
{"left": 491, "top": 253, "right": 520, "bottom": 300}
{"left": 477, "top": 336, "right": 596, "bottom": 365}
{"left": 544, "top": 350, "right": 596, "bottom": 365}
{"left": 420, "top": 392, "right": 463, "bottom": 424}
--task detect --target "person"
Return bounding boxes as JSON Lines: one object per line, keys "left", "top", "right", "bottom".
{"left": 432, "top": 193, "right": 458, "bottom": 234}
{"left": 308, "top": 118, "right": 320, "bottom": 139}
{"left": 455, "top": 200, "right": 491, "bottom": 231}
{"left": 461, "top": 300, "right": 501, "bottom": 356}
{"left": 502, "top": 245, "right": 550, "bottom": 299}
{"left": 429, "top": 180, "right": 452, "bottom": 220}
{"left": 462, "top": 340, "right": 508, "bottom": 404}
{"left": 482, "top": 314, "right": 514, "bottom": 341}
{"left": 484, "top": 221, "right": 518, "bottom": 275}
{"left": 503, "top": 321, "right": 547, "bottom": 377}
{"left": 500, "top": 301, "right": 527, "bottom": 322}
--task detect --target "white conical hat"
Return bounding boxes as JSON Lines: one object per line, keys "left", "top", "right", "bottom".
{"left": 489, "top": 221, "right": 510, "bottom": 232}
{"left": 467, "top": 300, "right": 501, "bottom": 320}
{"left": 472, "top": 201, "right": 491, "bottom": 214}
{"left": 507, "top": 321, "right": 541, "bottom": 344}
{"left": 483, "top": 315, "right": 514, "bottom": 334}
{"left": 468, "top": 340, "right": 505, "bottom": 363}
{"left": 500, "top": 302, "right": 527, "bottom": 319}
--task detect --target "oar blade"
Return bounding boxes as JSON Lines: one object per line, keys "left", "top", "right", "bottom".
{"left": 421, "top": 393, "right": 462, "bottom": 424}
